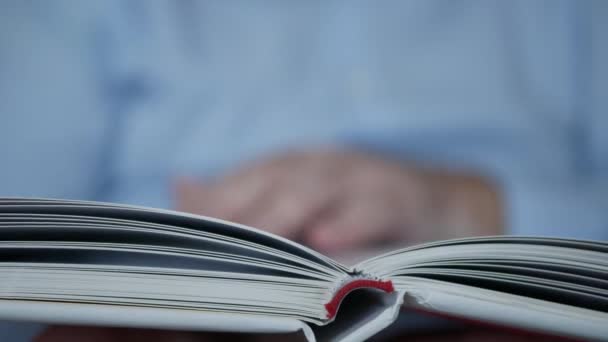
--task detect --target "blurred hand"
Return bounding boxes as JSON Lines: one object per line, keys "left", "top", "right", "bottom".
{"left": 176, "top": 148, "right": 503, "bottom": 253}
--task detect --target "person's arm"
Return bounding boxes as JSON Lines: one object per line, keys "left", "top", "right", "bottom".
{"left": 505, "top": 0, "right": 608, "bottom": 240}
{"left": 175, "top": 1, "right": 607, "bottom": 250}
{"left": 342, "top": 118, "right": 607, "bottom": 241}
{"left": 335, "top": 1, "right": 608, "bottom": 241}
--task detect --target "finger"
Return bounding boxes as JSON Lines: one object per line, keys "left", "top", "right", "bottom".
{"left": 234, "top": 152, "right": 345, "bottom": 239}
{"left": 242, "top": 178, "right": 340, "bottom": 239}
{"left": 304, "top": 197, "right": 401, "bottom": 254}
{"left": 199, "top": 151, "right": 336, "bottom": 222}
{"left": 201, "top": 161, "right": 281, "bottom": 221}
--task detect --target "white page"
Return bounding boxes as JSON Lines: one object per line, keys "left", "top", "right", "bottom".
{"left": 0, "top": 300, "right": 317, "bottom": 341}
{"left": 394, "top": 277, "right": 608, "bottom": 341}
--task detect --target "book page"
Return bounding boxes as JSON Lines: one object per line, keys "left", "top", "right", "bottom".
{"left": 357, "top": 237, "right": 608, "bottom": 340}
{"left": 395, "top": 278, "right": 608, "bottom": 341}
{"left": 0, "top": 300, "right": 316, "bottom": 341}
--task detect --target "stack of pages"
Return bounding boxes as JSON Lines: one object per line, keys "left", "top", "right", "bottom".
{"left": 0, "top": 198, "right": 606, "bottom": 341}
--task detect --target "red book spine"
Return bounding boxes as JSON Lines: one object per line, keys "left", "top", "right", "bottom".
{"left": 324, "top": 279, "right": 395, "bottom": 319}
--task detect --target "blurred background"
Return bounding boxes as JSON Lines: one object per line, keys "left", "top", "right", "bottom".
{"left": 1, "top": 0, "right": 607, "bottom": 340}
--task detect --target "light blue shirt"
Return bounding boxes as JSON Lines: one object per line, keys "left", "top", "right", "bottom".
{"left": 0, "top": 2, "right": 607, "bottom": 339}
{"left": 1, "top": 1, "right": 607, "bottom": 234}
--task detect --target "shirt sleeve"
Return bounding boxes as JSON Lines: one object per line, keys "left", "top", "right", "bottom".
{"left": 343, "top": 1, "right": 608, "bottom": 240}
{"left": 501, "top": 177, "right": 608, "bottom": 239}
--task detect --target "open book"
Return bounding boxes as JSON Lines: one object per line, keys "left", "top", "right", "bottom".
{"left": 0, "top": 198, "right": 606, "bottom": 341}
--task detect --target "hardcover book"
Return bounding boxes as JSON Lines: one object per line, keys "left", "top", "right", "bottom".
{"left": 0, "top": 198, "right": 606, "bottom": 341}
